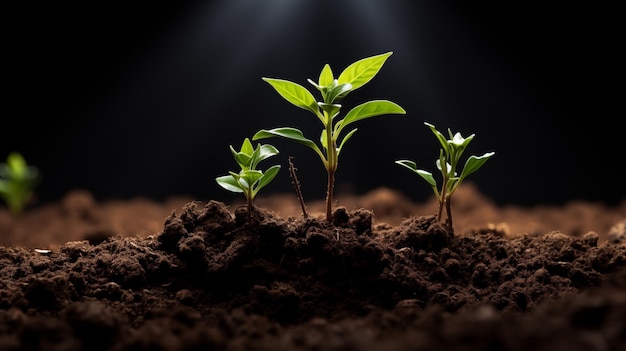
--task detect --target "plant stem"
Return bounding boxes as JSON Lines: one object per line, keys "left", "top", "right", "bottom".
{"left": 437, "top": 177, "right": 449, "bottom": 223}
{"left": 325, "top": 121, "right": 338, "bottom": 223}
{"left": 326, "top": 169, "right": 335, "bottom": 223}
{"left": 246, "top": 188, "right": 253, "bottom": 222}
{"left": 445, "top": 195, "right": 453, "bottom": 232}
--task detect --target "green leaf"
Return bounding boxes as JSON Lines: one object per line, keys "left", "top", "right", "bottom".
{"left": 325, "top": 83, "right": 352, "bottom": 103}
{"left": 256, "top": 144, "right": 280, "bottom": 163}
{"left": 425, "top": 122, "right": 449, "bottom": 153}
{"left": 254, "top": 127, "right": 320, "bottom": 152}
{"left": 236, "top": 153, "right": 253, "bottom": 169}
{"left": 395, "top": 160, "right": 438, "bottom": 189}
{"left": 262, "top": 78, "right": 319, "bottom": 116}
{"left": 436, "top": 157, "right": 455, "bottom": 178}
{"left": 337, "top": 52, "right": 393, "bottom": 91}
{"left": 216, "top": 175, "right": 244, "bottom": 193}
{"left": 253, "top": 165, "right": 281, "bottom": 197}
{"left": 319, "top": 64, "right": 334, "bottom": 86}
{"left": 230, "top": 145, "right": 251, "bottom": 169}
{"left": 240, "top": 138, "right": 254, "bottom": 155}
{"left": 459, "top": 152, "right": 495, "bottom": 181}
{"left": 318, "top": 103, "right": 342, "bottom": 121}
{"left": 417, "top": 169, "right": 438, "bottom": 188}
{"left": 337, "top": 128, "right": 357, "bottom": 156}
{"left": 340, "top": 100, "right": 405, "bottom": 133}
{"left": 7, "top": 152, "right": 28, "bottom": 178}
{"left": 451, "top": 132, "right": 475, "bottom": 148}
{"left": 240, "top": 169, "right": 264, "bottom": 186}
{"left": 395, "top": 159, "right": 418, "bottom": 172}
{"left": 0, "top": 152, "right": 39, "bottom": 215}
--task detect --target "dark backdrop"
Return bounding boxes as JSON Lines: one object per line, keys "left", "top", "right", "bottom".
{"left": 4, "top": 1, "right": 623, "bottom": 207}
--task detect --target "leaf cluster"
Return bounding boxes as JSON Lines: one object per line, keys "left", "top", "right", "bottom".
{"left": 0, "top": 152, "right": 40, "bottom": 216}
{"left": 396, "top": 122, "right": 494, "bottom": 230}
{"left": 253, "top": 52, "right": 405, "bottom": 171}
{"left": 252, "top": 52, "right": 406, "bottom": 222}
{"left": 215, "top": 138, "right": 280, "bottom": 207}
{"left": 397, "top": 122, "right": 494, "bottom": 200}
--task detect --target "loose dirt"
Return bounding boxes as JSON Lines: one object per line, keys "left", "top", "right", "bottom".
{"left": 1, "top": 184, "right": 624, "bottom": 350}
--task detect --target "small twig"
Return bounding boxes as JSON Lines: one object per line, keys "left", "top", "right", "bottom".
{"left": 288, "top": 156, "right": 308, "bottom": 218}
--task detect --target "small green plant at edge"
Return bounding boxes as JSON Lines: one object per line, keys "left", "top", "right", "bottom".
{"left": 0, "top": 151, "right": 40, "bottom": 216}
{"left": 253, "top": 51, "right": 406, "bottom": 223}
{"left": 395, "top": 122, "right": 495, "bottom": 232}
{"left": 216, "top": 138, "right": 281, "bottom": 220}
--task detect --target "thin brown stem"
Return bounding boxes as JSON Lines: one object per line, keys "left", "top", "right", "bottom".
{"left": 445, "top": 195, "right": 453, "bottom": 232}
{"left": 437, "top": 178, "right": 448, "bottom": 223}
{"left": 436, "top": 198, "right": 444, "bottom": 222}
{"left": 324, "top": 121, "right": 337, "bottom": 224}
{"left": 247, "top": 196, "right": 253, "bottom": 222}
{"left": 326, "top": 169, "right": 335, "bottom": 223}
{"left": 288, "top": 156, "right": 308, "bottom": 218}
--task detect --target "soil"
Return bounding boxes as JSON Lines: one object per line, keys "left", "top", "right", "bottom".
{"left": 0, "top": 183, "right": 625, "bottom": 351}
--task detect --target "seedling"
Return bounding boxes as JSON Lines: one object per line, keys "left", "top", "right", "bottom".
{"left": 0, "top": 151, "right": 40, "bottom": 216}
{"left": 253, "top": 52, "right": 406, "bottom": 222}
{"left": 216, "top": 138, "right": 281, "bottom": 220}
{"left": 395, "top": 122, "right": 495, "bottom": 232}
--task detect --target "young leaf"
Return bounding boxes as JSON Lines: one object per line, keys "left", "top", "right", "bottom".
{"left": 325, "top": 83, "right": 352, "bottom": 103}
{"left": 216, "top": 175, "right": 244, "bottom": 193}
{"left": 338, "top": 52, "right": 393, "bottom": 91}
{"left": 395, "top": 160, "right": 439, "bottom": 189}
{"left": 459, "top": 152, "right": 495, "bottom": 181}
{"left": 262, "top": 78, "right": 319, "bottom": 116}
{"left": 0, "top": 152, "right": 39, "bottom": 215}
{"left": 231, "top": 147, "right": 252, "bottom": 170}
{"left": 318, "top": 103, "right": 342, "bottom": 122}
{"left": 257, "top": 144, "right": 280, "bottom": 163}
{"left": 337, "top": 128, "right": 358, "bottom": 156}
{"left": 253, "top": 128, "right": 323, "bottom": 156}
{"left": 240, "top": 138, "right": 254, "bottom": 155}
{"left": 395, "top": 159, "right": 418, "bottom": 172}
{"left": 318, "top": 64, "right": 334, "bottom": 87}
{"left": 240, "top": 169, "right": 264, "bottom": 187}
{"left": 253, "top": 165, "right": 281, "bottom": 197}
{"left": 339, "top": 100, "right": 406, "bottom": 133}
{"left": 425, "top": 122, "right": 449, "bottom": 154}
{"left": 416, "top": 169, "right": 438, "bottom": 189}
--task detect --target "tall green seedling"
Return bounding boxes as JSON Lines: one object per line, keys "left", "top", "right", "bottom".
{"left": 216, "top": 138, "right": 281, "bottom": 221}
{"left": 396, "top": 122, "right": 495, "bottom": 232}
{"left": 253, "top": 52, "right": 406, "bottom": 222}
{"left": 0, "top": 152, "right": 40, "bottom": 216}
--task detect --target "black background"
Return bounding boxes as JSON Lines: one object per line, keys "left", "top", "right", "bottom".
{"left": 3, "top": 1, "right": 623, "bottom": 207}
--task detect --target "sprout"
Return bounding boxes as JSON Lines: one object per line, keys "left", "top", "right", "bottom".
{"left": 0, "top": 152, "right": 40, "bottom": 216}
{"left": 216, "top": 138, "right": 281, "bottom": 220}
{"left": 254, "top": 52, "right": 406, "bottom": 223}
{"left": 396, "top": 122, "right": 495, "bottom": 232}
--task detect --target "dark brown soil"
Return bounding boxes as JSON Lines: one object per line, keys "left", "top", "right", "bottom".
{"left": 1, "top": 184, "right": 625, "bottom": 350}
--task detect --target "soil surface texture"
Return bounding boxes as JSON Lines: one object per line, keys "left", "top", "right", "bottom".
{"left": 1, "top": 184, "right": 625, "bottom": 351}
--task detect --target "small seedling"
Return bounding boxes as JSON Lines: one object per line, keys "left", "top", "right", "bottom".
{"left": 216, "top": 138, "right": 281, "bottom": 220}
{"left": 0, "top": 151, "right": 40, "bottom": 216}
{"left": 253, "top": 52, "right": 406, "bottom": 222}
{"left": 396, "top": 122, "right": 495, "bottom": 232}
